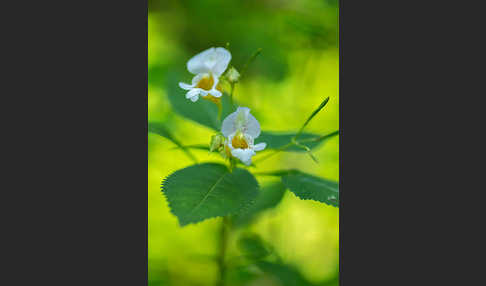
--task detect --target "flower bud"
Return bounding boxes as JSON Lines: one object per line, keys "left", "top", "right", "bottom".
{"left": 209, "top": 134, "right": 225, "bottom": 152}
{"left": 226, "top": 67, "right": 240, "bottom": 83}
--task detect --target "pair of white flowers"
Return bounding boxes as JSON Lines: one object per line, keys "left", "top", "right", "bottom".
{"left": 179, "top": 47, "right": 266, "bottom": 165}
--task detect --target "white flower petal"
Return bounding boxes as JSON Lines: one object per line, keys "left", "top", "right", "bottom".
{"left": 221, "top": 113, "right": 238, "bottom": 137}
{"left": 179, "top": 82, "right": 193, "bottom": 90}
{"left": 186, "top": 89, "right": 200, "bottom": 100}
{"left": 231, "top": 148, "right": 255, "bottom": 166}
{"left": 190, "top": 96, "right": 199, "bottom": 102}
{"left": 253, "top": 142, "right": 266, "bottom": 151}
{"left": 221, "top": 107, "right": 261, "bottom": 138}
{"left": 199, "top": 89, "right": 209, "bottom": 97}
{"left": 235, "top": 107, "right": 260, "bottom": 138}
{"left": 209, "top": 89, "right": 222, "bottom": 98}
{"left": 186, "top": 47, "right": 232, "bottom": 76}
{"left": 211, "top": 48, "right": 232, "bottom": 77}
{"left": 245, "top": 112, "right": 261, "bottom": 138}
{"left": 234, "top": 107, "right": 250, "bottom": 130}
{"left": 187, "top": 48, "right": 215, "bottom": 74}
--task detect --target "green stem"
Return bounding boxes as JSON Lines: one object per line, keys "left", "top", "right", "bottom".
{"left": 240, "top": 48, "right": 262, "bottom": 78}
{"left": 230, "top": 83, "right": 235, "bottom": 108}
{"left": 253, "top": 142, "right": 294, "bottom": 164}
{"left": 297, "top": 130, "right": 339, "bottom": 143}
{"left": 216, "top": 217, "right": 229, "bottom": 286}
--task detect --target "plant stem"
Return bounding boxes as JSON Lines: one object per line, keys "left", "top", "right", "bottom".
{"left": 216, "top": 216, "right": 229, "bottom": 286}
{"left": 240, "top": 48, "right": 262, "bottom": 77}
{"left": 253, "top": 142, "right": 294, "bottom": 164}
{"left": 229, "top": 83, "right": 235, "bottom": 108}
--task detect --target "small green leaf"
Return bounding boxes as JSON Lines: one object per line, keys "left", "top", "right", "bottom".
{"left": 299, "top": 130, "right": 339, "bottom": 144}
{"left": 255, "top": 170, "right": 339, "bottom": 207}
{"left": 233, "top": 182, "right": 286, "bottom": 226}
{"left": 161, "top": 163, "right": 259, "bottom": 226}
{"left": 237, "top": 233, "right": 271, "bottom": 260}
{"left": 240, "top": 48, "right": 262, "bottom": 78}
{"left": 148, "top": 121, "right": 197, "bottom": 163}
{"left": 257, "top": 131, "right": 337, "bottom": 151}
{"left": 282, "top": 171, "right": 338, "bottom": 207}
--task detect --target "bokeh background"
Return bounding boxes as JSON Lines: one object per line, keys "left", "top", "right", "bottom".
{"left": 148, "top": 0, "right": 339, "bottom": 285}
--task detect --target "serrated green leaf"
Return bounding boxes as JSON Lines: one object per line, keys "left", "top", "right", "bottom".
{"left": 257, "top": 131, "right": 337, "bottom": 152}
{"left": 166, "top": 72, "right": 234, "bottom": 130}
{"left": 148, "top": 121, "right": 197, "bottom": 163}
{"left": 282, "top": 171, "right": 339, "bottom": 207}
{"left": 233, "top": 182, "right": 286, "bottom": 226}
{"left": 256, "top": 170, "right": 339, "bottom": 207}
{"left": 161, "top": 163, "right": 259, "bottom": 226}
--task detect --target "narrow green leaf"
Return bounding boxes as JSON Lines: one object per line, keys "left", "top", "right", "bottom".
{"left": 240, "top": 48, "right": 262, "bottom": 78}
{"left": 298, "top": 130, "right": 339, "bottom": 144}
{"left": 254, "top": 170, "right": 339, "bottom": 207}
{"left": 257, "top": 131, "right": 336, "bottom": 151}
{"left": 295, "top": 97, "right": 330, "bottom": 139}
{"left": 233, "top": 181, "right": 286, "bottom": 226}
{"left": 161, "top": 163, "right": 259, "bottom": 226}
{"left": 148, "top": 121, "right": 197, "bottom": 163}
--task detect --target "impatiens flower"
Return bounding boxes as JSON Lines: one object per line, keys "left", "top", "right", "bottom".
{"left": 221, "top": 107, "right": 266, "bottom": 165}
{"left": 179, "top": 47, "right": 231, "bottom": 102}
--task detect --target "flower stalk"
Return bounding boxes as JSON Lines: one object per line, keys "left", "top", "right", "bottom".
{"left": 216, "top": 216, "right": 230, "bottom": 286}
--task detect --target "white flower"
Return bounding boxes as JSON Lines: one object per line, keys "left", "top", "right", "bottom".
{"left": 221, "top": 107, "right": 266, "bottom": 165}
{"left": 179, "top": 47, "right": 231, "bottom": 102}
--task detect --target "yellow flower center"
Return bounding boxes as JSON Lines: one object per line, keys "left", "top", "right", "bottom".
{"left": 196, "top": 74, "right": 214, "bottom": 91}
{"left": 198, "top": 74, "right": 223, "bottom": 105}
{"left": 231, "top": 132, "right": 248, "bottom": 149}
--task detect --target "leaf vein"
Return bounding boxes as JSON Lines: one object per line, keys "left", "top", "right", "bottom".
{"left": 187, "top": 170, "right": 229, "bottom": 217}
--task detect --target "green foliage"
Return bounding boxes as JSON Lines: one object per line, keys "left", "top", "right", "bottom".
{"left": 233, "top": 181, "right": 286, "bottom": 226}
{"left": 171, "top": 144, "right": 210, "bottom": 151}
{"left": 295, "top": 97, "right": 330, "bottom": 139}
{"left": 281, "top": 170, "right": 339, "bottom": 207}
{"left": 161, "top": 163, "right": 259, "bottom": 226}
{"left": 258, "top": 170, "right": 339, "bottom": 207}
{"left": 237, "top": 233, "right": 271, "bottom": 260}
{"left": 258, "top": 130, "right": 338, "bottom": 152}
{"left": 148, "top": 121, "right": 198, "bottom": 163}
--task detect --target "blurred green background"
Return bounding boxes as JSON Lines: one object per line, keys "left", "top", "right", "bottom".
{"left": 148, "top": 0, "right": 339, "bottom": 285}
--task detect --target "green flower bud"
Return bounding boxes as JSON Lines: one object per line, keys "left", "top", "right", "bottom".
{"left": 226, "top": 67, "right": 240, "bottom": 83}
{"left": 210, "top": 134, "right": 225, "bottom": 152}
